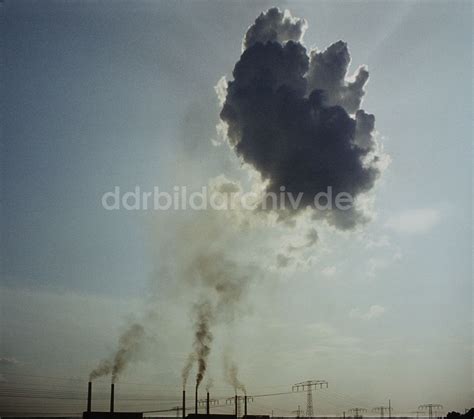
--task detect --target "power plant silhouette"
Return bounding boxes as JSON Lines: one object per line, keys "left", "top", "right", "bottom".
{"left": 83, "top": 381, "right": 267, "bottom": 419}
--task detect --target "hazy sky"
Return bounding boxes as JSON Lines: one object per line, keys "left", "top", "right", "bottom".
{"left": 1, "top": 0, "right": 472, "bottom": 416}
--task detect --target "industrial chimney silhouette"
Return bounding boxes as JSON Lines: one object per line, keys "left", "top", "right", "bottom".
{"left": 87, "top": 381, "right": 92, "bottom": 412}
{"left": 195, "top": 385, "right": 198, "bottom": 415}
{"left": 110, "top": 383, "right": 115, "bottom": 413}
{"left": 182, "top": 390, "right": 186, "bottom": 419}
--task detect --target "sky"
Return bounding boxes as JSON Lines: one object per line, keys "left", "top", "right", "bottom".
{"left": 0, "top": 0, "right": 472, "bottom": 416}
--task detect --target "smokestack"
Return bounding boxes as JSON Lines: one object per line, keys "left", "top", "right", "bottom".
{"left": 110, "top": 383, "right": 115, "bottom": 413}
{"left": 182, "top": 390, "right": 186, "bottom": 419}
{"left": 207, "top": 392, "right": 210, "bottom": 415}
{"left": 195, "top": 385, "right": 198, "bottom": 415}
{"left": 244, "top": 395, "right": 247, "bottom": 417}
{"left": 87, "top": 381, "right": 92, "bottom": 412}
{"left": 235, "top": 395, "right": 238, "bottom": 418}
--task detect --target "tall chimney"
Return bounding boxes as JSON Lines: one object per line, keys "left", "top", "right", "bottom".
{"left": 244, "top": 395, "right": 247, "bottom": 417}
{"left": 235, "top": 395, "right": 238, "bottom": 418}
{"left": 206, "top": 392, "right": 210, "bottom": 415}
{"left": 182, "top": 390, "right": 186, "bottom": 419}
{"left": 87, "top": 381, "right": 92, "bottom": 412}
{"left": 195, "top": 385, "right": 198, "bottom": 415}
{"left": 110, "top": 383, "right": 115, "bottom": 413}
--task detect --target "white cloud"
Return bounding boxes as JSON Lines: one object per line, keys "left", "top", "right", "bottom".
{"left": 350, "top": 304, "right": 386, "bottom": 320}
{"left": 385, "top": 208, "right": 440, "bottom": 234}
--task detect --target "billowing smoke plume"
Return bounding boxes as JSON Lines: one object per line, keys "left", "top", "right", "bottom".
{"left": 178, "top": 212, "right": 254, "bottom": 388}
{"left": 89, "top": 359, "right": 113, "bottom": 381}
{"left": 89, "top": 323, "right": 145, "bottom": 382}
{"left": 224, "top": 353, "right": 246, "bottom": 395}
{"left": 193, "top": 301, "right": 214, "bottom": 387}
{"left": 220, "top": 7, "right": 386, "bottom": 230}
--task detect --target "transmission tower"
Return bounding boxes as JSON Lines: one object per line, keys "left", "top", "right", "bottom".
{"left": 419, "top": 404, "right": 443, "bottom": 419}
{"left": 349, "top": 408, "right": 367, "bottom": 419}
{"left": 373, "top": 406, "right": 393, "bottom": 418}
{"left": 292, "top": 380, "right": 328, "bottom": 417}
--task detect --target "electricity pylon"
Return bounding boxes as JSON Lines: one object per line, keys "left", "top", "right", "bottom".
{"left": 292, "top": 405, "right": 304, "bottom": 418}
{"left": 373, "top": 406, "right": 393, "bottom": 418}
{"left": 419, "top": 404, "right": 443, "bottom": 419}
{"left": 292, "top": 380, "right": 328, "bottom": 417}
{"left": 349, "top": 408, "right": 367, "bottom": 419}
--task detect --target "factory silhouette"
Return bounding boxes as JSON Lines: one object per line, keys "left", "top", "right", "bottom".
{"left": 84, "top": 380, "right": 261, "bottom": 419}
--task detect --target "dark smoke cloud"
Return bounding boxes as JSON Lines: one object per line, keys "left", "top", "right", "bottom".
{"left": 220, "top": 8, "right": 385, "bottom": 230}
{"left": 89, "top": 323, "right": 145, "bottom": 382}
{"left": 193, "top": 301, "right": 214, "bottom": 387}
{"left": 89, "top": 359, "right": 113, "bottom": 381}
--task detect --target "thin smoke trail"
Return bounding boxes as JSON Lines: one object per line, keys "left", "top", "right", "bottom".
{"left": 89, "top": 323, "right": 145, "bottom": 382}
{"left": 224, "top": 352, "right": 246, "bottom": 395}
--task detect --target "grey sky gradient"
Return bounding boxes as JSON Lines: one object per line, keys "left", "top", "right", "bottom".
{"left": 1, "top": 0, "right": 472, "bottom": 416}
